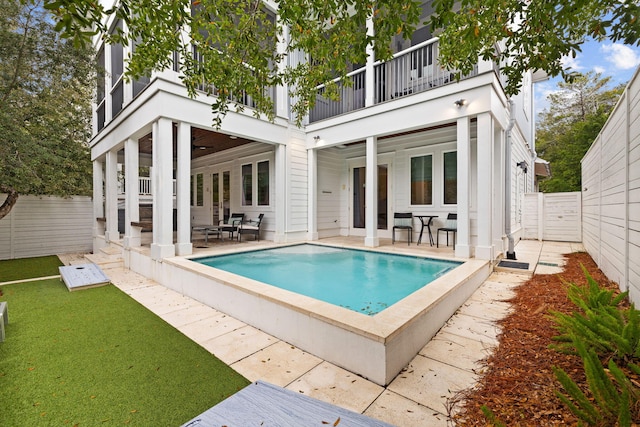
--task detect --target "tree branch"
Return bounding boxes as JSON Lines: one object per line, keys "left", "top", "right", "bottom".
{"left": 0, "top": 186, "right": 19, "bottom": 221}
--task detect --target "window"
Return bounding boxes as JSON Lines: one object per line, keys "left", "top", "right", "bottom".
{"left": 443, "top": 151, "right": 457, "bottom": 205}
{"left": 411, "top": 155, "right": 432, "bottom": 205}
{"left": 257, "top": 161, "right": 269, "bottom": 206}
{"left": 190, "top": 175, "right": 194, "bottom": 206}
{"left": 240, "top": 159, "right": 271, "bottom": 207}
{"left": 196, "top": 173, "right": 204, "bottom": 206}
{"left": 242, "top": 164, "right": 253, "bottom": 206}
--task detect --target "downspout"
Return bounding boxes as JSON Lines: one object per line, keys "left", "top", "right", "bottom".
{"left": 505, "top": 99, "right": 517, "bottom": 259}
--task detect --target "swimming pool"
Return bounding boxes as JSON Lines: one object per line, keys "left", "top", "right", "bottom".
{"left": 155, "top": 242, "right": 490, "bottom": 385}
{"left": 195, "top": 244, "right": 461, "bottom": 315}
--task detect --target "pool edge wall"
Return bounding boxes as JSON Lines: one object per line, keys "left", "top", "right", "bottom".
{"left": 129, "top": 249, "right": 491, "bottom": 386}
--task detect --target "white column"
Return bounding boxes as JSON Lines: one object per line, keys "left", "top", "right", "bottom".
{"left": 175, "top": 122, "right": 192, "bottom": 255}
{"left": 365, "top": 17, "right": 375, "bottom": 107}
{"left": 492, "top": 126, "right": 506, "bottom": 253}
{"left": 151, "top": 118, "right": 176, "bottom": 260}
{"left": 364, "top": 136, "right": 379, "bottom": 247}
{"left": 307, "top": 147, "right": 318, "bottom": 241}
{"left": 455, "top": 117, "right": 471, "bottom": 258}
{"left": 104, "top": 150, "right": 119, "bottom": 242}
{"left": 123, "top": 138, "right": 140, "bottom": 249}
{"left": 92, "top": 160, "right": 105, "bottom": 248}
{"left": 275, "top": 143, "right": 287, "bottom": 242}
{"left": 476, "top": 113, "right": 494, "bottom": 260}
{"left": 275, "top": 24, "right": 289, "bottom": 119}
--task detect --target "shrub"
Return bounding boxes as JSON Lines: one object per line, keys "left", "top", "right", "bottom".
{"left": 550, "top": 267, "right": 640, "bottom": 426}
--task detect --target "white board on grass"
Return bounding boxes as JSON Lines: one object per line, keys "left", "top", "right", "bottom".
{"left": 59, "top": 264, "right": 110, "bottom": 291}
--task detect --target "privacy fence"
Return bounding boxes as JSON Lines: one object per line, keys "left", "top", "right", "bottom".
{"left": 582, "top": 67, "right": 640, "bottom": 304}
{"left": 0, "top": 195, "right": 92, "bottom": 261}
{"left": 522, "top": 192, "right": 582, "bottom": 242}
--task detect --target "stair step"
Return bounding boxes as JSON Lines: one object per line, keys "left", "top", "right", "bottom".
{"left": 100, "top": 246, "right": 122, "bottom": 256}
{"left": 85, "top": 252, "right": 123, "bottom": 270}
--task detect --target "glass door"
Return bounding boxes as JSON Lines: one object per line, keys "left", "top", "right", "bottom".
{"left": 211, "top": 170, "right": 230, "bottom": 224}
{"left": 351, "top": 164, "right": 389, "bottom": 234}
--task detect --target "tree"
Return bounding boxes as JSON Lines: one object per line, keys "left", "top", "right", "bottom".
{"left": 0, "top": 0, "right": 94, "bottom": 220}
{"left": 536, "top": 72, "right": 624, "bottom": 193}
{"left": 44, "top": 0, "right": 639, "bottom": 124}
{"left": 44, "top": 0, "right": 421, "bottom": 127}
{"left": 431, "top": 0, "right": 639, "bottom": 96}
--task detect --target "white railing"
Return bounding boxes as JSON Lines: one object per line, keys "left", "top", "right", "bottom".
{"left": 117, "top": 177, "right": 176, "bottom": 196}
{"left": 309, "top": 68, "right": 367, "bottom": 122}
{"left": 191, "top": 45, "right": 277, "bottom": 113}
{"left": 308, "top": 38, "right": 479, "bottom": 123}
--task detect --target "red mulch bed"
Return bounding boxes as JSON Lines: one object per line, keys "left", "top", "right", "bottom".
{"left": 453, "top": 251, "right": 628, "bottom": 426}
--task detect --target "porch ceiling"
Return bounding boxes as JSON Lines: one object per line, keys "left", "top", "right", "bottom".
{"left": 137, "top": 126, "right": 254, "bottom": 159}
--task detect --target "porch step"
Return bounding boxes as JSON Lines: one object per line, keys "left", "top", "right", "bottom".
{"left": 85, "top": 247, "right": 123, "bottom": 270}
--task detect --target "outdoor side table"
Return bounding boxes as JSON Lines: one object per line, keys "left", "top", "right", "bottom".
{"left": 416, "top": 215, "right": 437, "bottom": 246}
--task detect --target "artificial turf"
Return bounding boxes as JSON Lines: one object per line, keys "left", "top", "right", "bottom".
{"left": 0, "top": 255, "right": 63, "bottom": 282}
{"left": 0, "top": 278, "right": 249, "bottom": 425}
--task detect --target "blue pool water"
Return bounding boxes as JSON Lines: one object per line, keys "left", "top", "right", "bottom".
{"left": 194, "top": 244, "right": 461, "bottom": 315}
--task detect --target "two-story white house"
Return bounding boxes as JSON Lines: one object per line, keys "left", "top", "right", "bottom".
{"left": 92, "top": 1, "right": 543, "bottom": 263}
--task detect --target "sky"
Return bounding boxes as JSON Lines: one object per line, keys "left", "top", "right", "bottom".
{"left": 534, "top": 40, "right": 640, "bottom": 117}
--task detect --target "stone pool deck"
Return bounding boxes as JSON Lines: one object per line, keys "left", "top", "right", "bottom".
{"left": 70, "top": 239, "right": 582, "bottom": 426}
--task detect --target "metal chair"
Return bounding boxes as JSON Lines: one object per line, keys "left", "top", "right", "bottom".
{"left": 436, "top": 213, "right": 457, "bottom": 249}
{"left": 392, "top": 212, "right": 413, "bottom": 245}
{"left": 238, "top": 214, "right": 264, "bottom": 242}
{"left": 219, "top": 213, "right": 245, "bottom": 240}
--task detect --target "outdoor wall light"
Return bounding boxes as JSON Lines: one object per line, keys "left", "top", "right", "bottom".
{"left": 517, "top": 161, "right": 528, "bottom": 173}
{"left": 454, "top": 98, "right": 466, "bottom": 107}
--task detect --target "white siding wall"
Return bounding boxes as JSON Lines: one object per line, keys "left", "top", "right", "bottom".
{"left": 0, "top": 195, "right": 93, "bottom": 260}
{"left": 317, "top": 149, "right": 343, "bottom": 237}
{"left": 287, "top": 132, "right": 308, "bottom": 234}
{"left": 582, "top": 67, "right": 640, "bottom": 303}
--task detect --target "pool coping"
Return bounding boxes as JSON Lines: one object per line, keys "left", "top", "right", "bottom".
{"left": 155, "top": 242, "right": 491, "bottom": 384}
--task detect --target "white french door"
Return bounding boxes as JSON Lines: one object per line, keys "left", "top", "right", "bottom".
{"left": 210, "top": 168, "right": 231, "bottom": 224}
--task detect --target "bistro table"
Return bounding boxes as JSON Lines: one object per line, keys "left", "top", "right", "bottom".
{"left": 415, "top": 215, "right": 438, "bottom": 246}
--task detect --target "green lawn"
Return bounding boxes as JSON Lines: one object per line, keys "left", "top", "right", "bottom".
{"left": 0, "top": 269, "right": 249, "bottom": 425}
{"left": 0, "top": 255, "right": 63, "bottom": 282}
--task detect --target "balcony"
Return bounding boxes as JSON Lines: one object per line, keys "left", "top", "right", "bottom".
{"left": 309, "top": 39, "right": 479, "bottom": 123}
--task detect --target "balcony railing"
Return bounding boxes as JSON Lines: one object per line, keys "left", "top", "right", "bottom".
{"left": 309, "top": 39, "right": 479, "bottom": 123}
{"left": 117, "top": 177, "right": 177, "bottom": 196}
{"left": 192, "top": 46, "right": 277, "bottom": 114}
{"left": 309, "top": 68, "right": 366, "bottom": 123}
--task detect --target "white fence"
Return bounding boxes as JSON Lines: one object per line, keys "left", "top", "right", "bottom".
{"left": 522, "top": 192, "right": 582, "bottom": 242}
{"left": 0, "top": 194, "right": 93, "bottom": 260}
{"left": 582, "top": 67, "right": 640, "bottom": 304}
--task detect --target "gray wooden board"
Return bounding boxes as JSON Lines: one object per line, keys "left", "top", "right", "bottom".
{"left": 59, "top": 264, "right": 110, "bottom": 291}
{"left": 180, "top": 381, "right": 395, "bottom": 427}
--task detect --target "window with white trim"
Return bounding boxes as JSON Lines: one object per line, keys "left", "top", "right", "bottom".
{"left": 241, "top": 160, "right": 271, "bottom": 207}
{"left": 443, "top": 150, "right": 457, "bottom": 205}
{"left": 410, "top": 154, "right": 433, "bottom": 205}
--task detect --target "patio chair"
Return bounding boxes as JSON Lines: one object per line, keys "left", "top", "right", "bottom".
{"left": 392, "top": 212, "right": 413, "bottom": 245}
{"left": 436, "top": 213, "right": 457, "bottom": 249}
{"left": 238, "top": 214, "right": 264, "bottom": 242}
{"left": 219, "top": 213, "right": 245, "bottom": 240}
